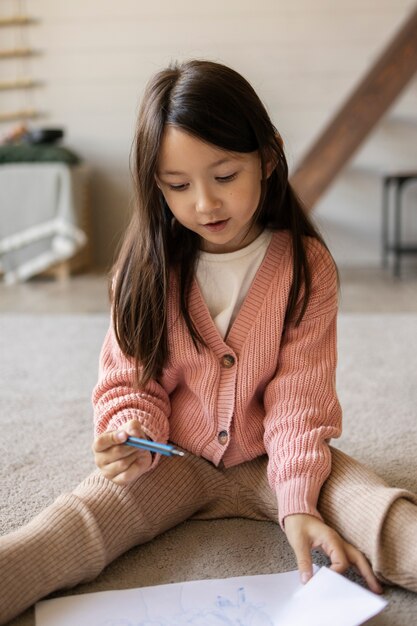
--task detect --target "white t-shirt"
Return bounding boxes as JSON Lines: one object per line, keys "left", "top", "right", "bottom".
{"left": 196, "top": 229, "right": 273, "bottom": 338}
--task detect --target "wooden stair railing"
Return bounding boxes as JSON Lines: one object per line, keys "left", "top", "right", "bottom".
{"left": 290, "top": 4, "right": 417, "bottom": 210}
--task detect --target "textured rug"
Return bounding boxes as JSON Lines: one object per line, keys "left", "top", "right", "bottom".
{"left": 1, "top": 314, "right": 416, "bottom": 626}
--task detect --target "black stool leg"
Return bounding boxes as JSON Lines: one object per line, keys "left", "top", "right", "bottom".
{"left": 382, "top": 179, "right": 390, "bottom": 269}
{"left": 393, "top": 180, "right": 403, "bottom": 278}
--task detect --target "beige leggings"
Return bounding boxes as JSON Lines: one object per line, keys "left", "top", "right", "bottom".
{"left": 1, "top": 446, "right": 416, "bottom": 624}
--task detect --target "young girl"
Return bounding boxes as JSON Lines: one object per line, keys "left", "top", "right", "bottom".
{"left": 1, "top": 59, "right": 417, "bottom": 623}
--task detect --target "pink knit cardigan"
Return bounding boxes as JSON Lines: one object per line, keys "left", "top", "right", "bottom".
{"left": 92, "top": 230, "right": 342, "bottom": 526}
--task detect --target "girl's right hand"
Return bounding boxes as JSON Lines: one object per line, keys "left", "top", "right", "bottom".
{"left": 92, "top": 419, "right": 153, "bottom": 485}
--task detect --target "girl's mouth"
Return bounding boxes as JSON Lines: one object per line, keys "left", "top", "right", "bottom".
{"left": 203, "top": 219, "right": 230, "bottom": 232}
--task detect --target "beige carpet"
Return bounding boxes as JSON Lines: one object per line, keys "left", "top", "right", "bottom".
{"left": 1, "top": 314, "right": 416, "bottom": 626}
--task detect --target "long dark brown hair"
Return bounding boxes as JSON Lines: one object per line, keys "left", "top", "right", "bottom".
{"left": 112, "top": 59, "right": 329, "bottom": 386}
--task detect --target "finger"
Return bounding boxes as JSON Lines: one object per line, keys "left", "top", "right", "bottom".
{"left": 94, "top": 444, "right": 139, "bottom": 470}
{"left": 346, "top": 545, "right": 384, "bottom": 595}
{"left": 326, "top": 543, "right": 350, "bottom": 574}
{"left": 325, "top": 539, "right": 384, "bottom": 595}
{"left": 123, "top": 419, "right": 146, "bottom": 438}
{"left": 97, "top": 440, "right": 140, "bottom": 464}
{"left": 291, "top": 539, "right": 314, "bottom": 584}
{"left": 92, "top": 429, "right": 128, "bottom": 453}
{"left": 105, "top": 451, "right": 152, "bottom": 485}
{"left": 100, "top": 449, "right": 143, "bottom": 480}
{"left": 315, "top": 530, "right": 350, "bottom": 573}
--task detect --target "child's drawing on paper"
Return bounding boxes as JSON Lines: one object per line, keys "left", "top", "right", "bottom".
{"left": 99, "top": 586, "right": 273, "bottom": 626}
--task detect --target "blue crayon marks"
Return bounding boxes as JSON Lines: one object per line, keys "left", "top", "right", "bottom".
{"left": 100, "top": 586, "right": 274, "bottom": 626}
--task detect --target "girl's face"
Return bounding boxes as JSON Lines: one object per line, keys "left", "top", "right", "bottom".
{"left": 156, "top": 126, "right": 269, "bottom": 253}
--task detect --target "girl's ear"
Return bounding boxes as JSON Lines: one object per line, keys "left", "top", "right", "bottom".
{"left": 265, "top": 158, "right": 275, "bottom": 179}
{"left": 264, "top": 134, "right": 284, "bottom": 179}
{"left": 258, "top": 152, "right": 274, "bottom": 180}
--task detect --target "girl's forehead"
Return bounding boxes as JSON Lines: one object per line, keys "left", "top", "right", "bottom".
{"left": 159, "top": 126, "right": 231, "bottom": 158}
{"left": 157, "top": 126, "right": 257, "bottom": 173}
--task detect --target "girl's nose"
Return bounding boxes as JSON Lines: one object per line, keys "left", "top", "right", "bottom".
{"left": 195, "top": 186, "right": 221, "bottom": 214}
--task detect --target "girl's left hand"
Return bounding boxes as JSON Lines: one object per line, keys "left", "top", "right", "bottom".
{"left": 284, "top": 513, "right": 383, "bottom": 594}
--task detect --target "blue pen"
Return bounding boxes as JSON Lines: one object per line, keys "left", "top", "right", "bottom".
{"left": 125, "top": 436, "right": 185, "bottom": 457}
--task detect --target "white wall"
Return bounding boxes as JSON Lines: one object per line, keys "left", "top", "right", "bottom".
{"left": 1, "top": 0, "right": 416, "bottom": 268}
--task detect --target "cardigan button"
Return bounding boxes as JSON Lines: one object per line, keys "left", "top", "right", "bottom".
{"left": 221, "top": 354, "right": 235, "bottom": 368}
{"left": 218, "top": 430, "right": 229, "bottom": 445}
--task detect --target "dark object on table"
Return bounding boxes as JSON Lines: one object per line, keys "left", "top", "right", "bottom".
{"left": 25, "top": 128, "right": 64, "bottom": 145}
{"left": 0, "top": 144, "right": 81, "bottom": 165}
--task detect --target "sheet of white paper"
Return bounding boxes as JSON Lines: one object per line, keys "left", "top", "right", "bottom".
{"left": 277, "top": 567, "right": 387, "bottom": 626}
{"left": 35, "top": 567, "right": 387, "bottom": 626}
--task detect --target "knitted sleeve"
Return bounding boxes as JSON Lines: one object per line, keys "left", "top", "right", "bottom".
{"left": 92, "top": 323, "right": 171, "bottom": 447}
{"left": 263, "top": 240, "right": 342, "bottom": 528}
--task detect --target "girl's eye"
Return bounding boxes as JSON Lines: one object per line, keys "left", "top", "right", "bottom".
{"left": 216, "top": 173, "right": 237, "bottom": 183}
{"left": 166, "top": 173, "right": 237, "bottom": 191}
{"left": 168, "top": 183, "right": 189, "bottom": 192}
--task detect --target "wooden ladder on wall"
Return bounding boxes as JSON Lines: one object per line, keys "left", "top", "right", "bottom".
{"left": 290, "top": 4, "right": 417, "bottom": 210}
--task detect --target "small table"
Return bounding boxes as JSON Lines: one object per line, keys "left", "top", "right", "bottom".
{"left": 0, "top": 163, "right": 91, "bottom": 283}
{"left": 382, "top": 171, "right": 417, "bottom": 277}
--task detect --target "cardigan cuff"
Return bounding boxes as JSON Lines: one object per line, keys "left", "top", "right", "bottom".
{"left": 277, "top": 475, "right": 325, "bottom": 530}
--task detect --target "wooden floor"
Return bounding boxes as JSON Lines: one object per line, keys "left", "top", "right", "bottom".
{"left": 0, "top": 267, "right": 417, "bottom": 313}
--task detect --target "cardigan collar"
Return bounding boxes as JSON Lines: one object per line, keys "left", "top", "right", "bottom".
{"left": 188, "top": 230, "right": 291, "bottom": 356}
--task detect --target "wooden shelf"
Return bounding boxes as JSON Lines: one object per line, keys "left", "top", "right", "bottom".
{"left": 0, "top": 16, "right": 36, "bottom": 27}
{"left": 0, "top": 9, "right": 42, "bottom": 125}
{"left": 0, "top": 78, "right": 40, "bottom": 90}
{"left": 0, "top": 48, "right": 36, "bottom": 59}
{"left": 0, "top": 108, "right": 39, "bottom": 122}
